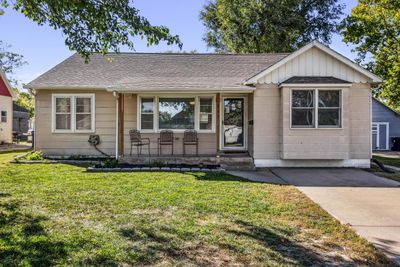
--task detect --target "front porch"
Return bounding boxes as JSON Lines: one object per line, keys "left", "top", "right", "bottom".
{"left": 114, "top": 92, "right": 254, "bottom": 166}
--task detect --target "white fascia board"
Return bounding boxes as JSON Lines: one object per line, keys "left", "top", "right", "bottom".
{"left": 244, "top": 41, "right": 382, "bottom": 85}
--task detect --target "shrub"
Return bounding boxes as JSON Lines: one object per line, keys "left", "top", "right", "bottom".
{"left": 103, "top": 158, "right": 118, "bottom": 168}
{"left": 24, "top": 151, "right": 45, "bottom": 161}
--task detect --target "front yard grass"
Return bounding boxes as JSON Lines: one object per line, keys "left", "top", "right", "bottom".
{"left": 373, "top": 155, "right": 400, "bottom": 168}
{"left": 0, "top": 152, "right": 391, "bottom": 266}
{"left": 372, "top": 155, "right": 400, "bottom": 182}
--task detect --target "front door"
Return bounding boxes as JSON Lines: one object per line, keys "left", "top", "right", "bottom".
{"left": 221, "top": 96, "right": 246, "bottom": 150}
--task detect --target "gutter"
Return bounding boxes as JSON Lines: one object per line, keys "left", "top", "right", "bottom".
{"left": 113, "top": 91, "right": 119, "bottom": 160}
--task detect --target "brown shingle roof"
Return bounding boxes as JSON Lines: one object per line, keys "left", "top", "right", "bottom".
{"left": 26, "top": 53, "right": 289, "bottom": 90}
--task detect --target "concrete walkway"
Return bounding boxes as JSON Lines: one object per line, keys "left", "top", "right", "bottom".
{"left": 230, "top": 168, "right": 400, "bottom": 263}
{"left": 0, "top": 143, "right": 31, "bottom": 153}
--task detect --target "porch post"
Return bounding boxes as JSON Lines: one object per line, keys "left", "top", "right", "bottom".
{"left": 118, "top": 93, "right": 124, "bottom": 157}
{"left": 216, "top": 93, "right": 220, "bottom": 154}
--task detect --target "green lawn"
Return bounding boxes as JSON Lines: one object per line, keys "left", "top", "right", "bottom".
{"left": 373, "top": 155, "right": 400, "bottom": 168}
{"left": 0, "top": 152, "right": 391, "bottom": 266}
{"left": 371, "top": 155, "right": 400, "bottom": 182}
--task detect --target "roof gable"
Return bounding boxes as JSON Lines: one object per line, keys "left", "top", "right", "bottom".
{"left": 0, "top": 70, "right": 15, "bottom": 99}
{"left": 244, "top": 41, "right": 382, "bottom": 85}
{"left": 372, "top": 97, "right": 400, "bottom": 116}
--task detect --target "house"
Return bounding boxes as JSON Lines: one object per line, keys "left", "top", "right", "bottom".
{"left": 0, "top": 70, "right": 15, "bottom": 144}
{"left": 13, "top": 102, "right": 30, "bottom": 135}
{"left": 372, "top": 98, "right": 400, "bottom": 151}
{"left": 25, "top": 41, "right": 382, "bottom": 168}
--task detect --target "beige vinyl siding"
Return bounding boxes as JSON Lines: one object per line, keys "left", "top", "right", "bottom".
{"left": 280, "top": 86, "right": 349, "bottom": 159}
{"left": 252, "top": 84, "right": 281, "bottom": 159}
{"left": 35, "top": 90, "right": 116, "bottom": 156}
{"left": 349, "top": 83, "right": 372, "bottom": 159}
{"left": 0, "top": 95, "right": 13, "bottom": 143}
{"left": 252, "top": 83, "right": 371, "bottom": 162}
{"left": 258, "top": 47, "right": 371, "bottom": 84}
{"left": 123, "top": 94, "right": 217, "bottom": 156}
{"left": 36, "top": 91, "right": 218, "bottom": 157}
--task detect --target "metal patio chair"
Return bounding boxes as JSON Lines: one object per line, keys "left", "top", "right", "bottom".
{"left": 158, "top": 130, "right": 174, "bottom": 156}
{"left": 129, "top": 130, "right": 150, "bottom": 157}
{"left": 183, "top": 130, "right": 198, "bottom": 156}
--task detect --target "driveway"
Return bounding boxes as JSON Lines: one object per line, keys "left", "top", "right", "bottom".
{"left": 270, "top": 168, "right": 400, "bottom": 263}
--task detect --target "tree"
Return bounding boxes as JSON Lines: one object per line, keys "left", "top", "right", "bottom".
{"left": 0, "top": 41, "right": 26, "bottom": 85}
{"left": 341, "top": 0, "right": 400, "bottom": 110}
{"left": 200, "top": 0, "right": 344, "bottom": 53}
{"left": 13, "top": 88, "right": 35, "bottom": 118}
{"left": 1, "top": 0, "right": 182, "bottom": 60}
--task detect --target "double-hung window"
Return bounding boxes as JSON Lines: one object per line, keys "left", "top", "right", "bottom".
{"left": 138, "top": 96, "right": 214, "bottom": 132}
{"left": 140, "top": 98, "right": 154, "bottom": 130}
{"left": 1, "top": 111, "right": 7, "bottom": 123}
{"left": 52, "top": 94, "right": 95, "bottom": 132}
{"left": 199, "top": 97, "right": 213, "bottom": 130}
{"left": 291, "top": 90, "right": 315, "bottom": 127}
{"left": 291, "top": 89, "right": 341, "bottom": 128}
{"left": 318, "top": 90, "right": 341, "bottom": 127}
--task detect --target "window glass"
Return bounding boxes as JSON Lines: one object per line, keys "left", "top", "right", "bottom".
{"left": 200, "top": 97, "right": 213, "bottom": 130}
{"left": 159, "top": 98, "right": 195, "bottom": 129}
{"left": 75, "top": 97, "right": 92, "bottom": 130}
{"left": 318, "top": 90, "right": 341, "bottom": 127}
{"left": 141, "top": 98, "right": 154, "bottom": 113}
{"left": 55, "top": 97, "right": 71, "bottom": 130}
{"left": 1, "top": 111, "right": 6, "bottom": 123}
{"left": 292, "top": 90, "right": 314, "bottom": 107}
{"left": 291, "top": 90, "right": 314, "bottom": 127}
{"left": 318, "top": 109, "right": 340, "bottom": 126}
{"left": 56, "top": 98, "right": 71, "bottom": 113}
{"left": 76, "top": 98, "right": 91, "bottom": 113}
{"left": 292, "top": 109, "right": 314, "bottom": 127}
{"left": 141, "top": 98, "right": 154, "bottom": 130}
{"left": 318, "top": 90, "right": 340, "bottom": 107}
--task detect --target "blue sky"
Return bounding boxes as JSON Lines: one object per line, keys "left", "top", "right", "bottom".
{"left": 0, "top": 0, "right": 357, "bottom": 87}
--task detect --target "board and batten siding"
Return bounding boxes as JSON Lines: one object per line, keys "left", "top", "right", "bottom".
{"left": 35, "top": 90, "right": 116, "bottom": 156}
{"left": 258, "top": 47, "right": 371, "bottom": 84}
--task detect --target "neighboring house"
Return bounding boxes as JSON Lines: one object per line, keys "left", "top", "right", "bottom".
{"left": 372, "top": 98, "right": 400, "bottom": 151}
{"left": 25, "top": 41, "right": 381, "bottom": 168}
{"left": 13, "top": 102, "right": 30, "bottom": 134}
{"left": 0, "top": 70, "right": 15, "bottom": 144}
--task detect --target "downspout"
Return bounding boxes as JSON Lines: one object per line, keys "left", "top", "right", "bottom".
{"left": 113, "top": 91, "right": 119, "bottom": 160}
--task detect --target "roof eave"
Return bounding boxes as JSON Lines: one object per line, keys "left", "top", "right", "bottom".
{"left": 279, "top": 83, "right": 353, "bottom": 88}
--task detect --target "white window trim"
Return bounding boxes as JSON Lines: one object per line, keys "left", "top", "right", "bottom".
{"left": 52, "top": 94, "right": 95, "bottom": 133}
{"left": 289, "top": 88, "right": 343, "bottom": 129}
{"left": 137, "top": 94, "right": 216, "bottom": 133}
